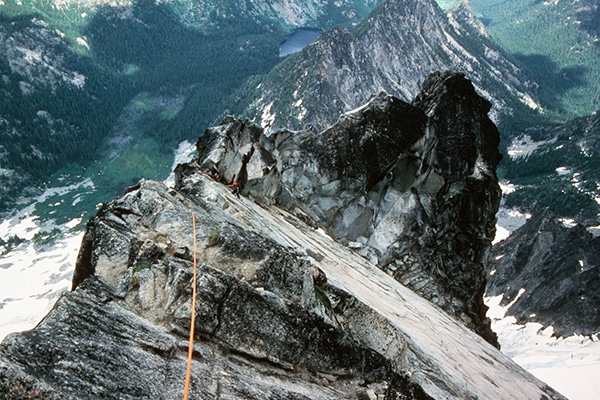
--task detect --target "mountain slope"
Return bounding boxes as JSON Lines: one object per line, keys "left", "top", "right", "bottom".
{"left": 0, "top": 73, "right": 565, "bottom": 400}
{"left": 0, "top": 0, "right": 381, "bottom": 213}
{"left": 488, "top": 210, "right": 600, "bottom": 338}
{"left": 502, "top": 111, "right": 600, "bottom": 224}
{"left": 232, "top": 0, "right": 540, "bottom": 132}
{"left": 0, "top": 13, "right": 129, "bottom": 208}
{"left": 467, "top": 0, "right": 600, "bottom": 119}
{"left": 166, "top": 0, "right": 381, "bottom": 30}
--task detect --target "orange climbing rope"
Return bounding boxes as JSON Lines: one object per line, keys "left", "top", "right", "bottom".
{"left": 183, "top": 212, "right": 197, "bottom": 400}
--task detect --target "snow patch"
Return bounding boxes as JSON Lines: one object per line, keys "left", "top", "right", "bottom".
{"left": 76, "top": 37, "right": 89, "bottom": 50}
{"left": 486, "top": 294, "right": 600, "bottom": 400}
{"left": 65, "top": 218, "right": 82, "bottom": 229}
{"left": 0, "top": 179, "right": 94, "bottom": 243}
{"left": 519, "top": 93, "right": 540, "bottom": 110}
{"left": 493, "top": 225, "right": 510, "bottom": 244}
{"left": 507, "top": 135, "right": 555, "bottom": 158}
{"left": 261, "top": 102, "right": 276, "bottom": 130}
{"left": 494, "top": 207, "right": 531, "bottom": 242}
{"left": 0, "top": 232, "right": 82, "bottom": 341}
{"left": 164, "top": 140, "right": 197, "bottom": 187}
{"left": 298, "top": 106, "right": 307, "bottom": 121}
{"left": 555, "top": 166, "right": 571, "bottom": 176}
{"left": 559, "top": 218, "right": 577, "bottom": 228}
{"left": 499, "top": 181, "right": 517, "bottom": 195}
{"left": 0, "top": 214, "right": 40, "bottom": 242}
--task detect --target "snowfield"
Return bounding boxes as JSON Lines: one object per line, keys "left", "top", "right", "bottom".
{"left": 486, "top": 294, "right": 600, "bottom": 400}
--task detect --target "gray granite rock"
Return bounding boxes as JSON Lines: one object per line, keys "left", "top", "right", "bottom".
{"left": 188, "top": 71, "right": 501, "bottom": 345}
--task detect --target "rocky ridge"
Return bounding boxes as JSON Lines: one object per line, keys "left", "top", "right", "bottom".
{"left": 235, "top": 0, "right": 538, "bottom": 132}
{"left": 207, "top": 71, "right": 501, "bottom": 345}
{"left": 0, "top": 72, "right": 565, "bottom": 399}
{"left": 164, "top": 0, "right": 381, "bottom": 30}
{"left": 488, "top": 210, "right": 600, "bottom": 338}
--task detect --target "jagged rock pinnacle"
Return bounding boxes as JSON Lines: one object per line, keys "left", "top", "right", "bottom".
{"left": 188, "top": 71, "right": 501, "bottom": 346}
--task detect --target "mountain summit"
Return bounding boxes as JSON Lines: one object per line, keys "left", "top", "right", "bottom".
{"left": 0, "top": 72, "right": 565, "bottom": 399}
{"left": 235, "top": 0, "right": 539, "bottom": 132}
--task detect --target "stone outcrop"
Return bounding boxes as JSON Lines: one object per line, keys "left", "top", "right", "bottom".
{"left": 0, "top": 73, "right": 566, "bottom": 400}
{"left": 1, "top": 178, "right": 430, "bottom": 400}
{"left": 488, "top": 210, "right": 600, "bottom": 337}
{"left": 195, "top": 71, "right": 501, "bottom": 345}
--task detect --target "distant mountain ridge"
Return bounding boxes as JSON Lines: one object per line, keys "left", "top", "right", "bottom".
{"left": 232, "top": 0, "right": 540, "bottom": 133}
{"left": 488, "top": 210, "right": 600, "bottom": 338}
{"left": 164, "top": 0, "right": 381, "bottom": 30}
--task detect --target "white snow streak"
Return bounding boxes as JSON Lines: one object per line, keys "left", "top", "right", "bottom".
{"left": 486, "top": 294, "right": 600, "bottom": 400}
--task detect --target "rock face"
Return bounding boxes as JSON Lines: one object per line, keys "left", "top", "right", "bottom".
{"left": 488, "top": 210, "right": 600, "bottom": 337}
{"left": 235, "top": 0, "right": 538, "bottom": 132}
{"left": 1, "top": 180, "right": 425, "bottom": 400}
{"left": 199, "top": 71, "right": 501, "bottom": 345}
{"left": 0, "top": 73, "right": 566, "bottom": 400}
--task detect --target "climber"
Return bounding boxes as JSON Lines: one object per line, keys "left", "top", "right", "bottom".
{"left": 202, "top": 165, "right": 220, "bottom": 181}
{"left": 305, "top": 123, "right": 313, "bottom": 131}
{"left": 228, "top": 182, "right": 240, "bottom": 198}
{"left": 208, "top": 166, "right": 220, "bottom": 181}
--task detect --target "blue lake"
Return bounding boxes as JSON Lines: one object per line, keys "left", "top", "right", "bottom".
{"left": 279, "top": 28, "right": 322, "bottom": 57}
